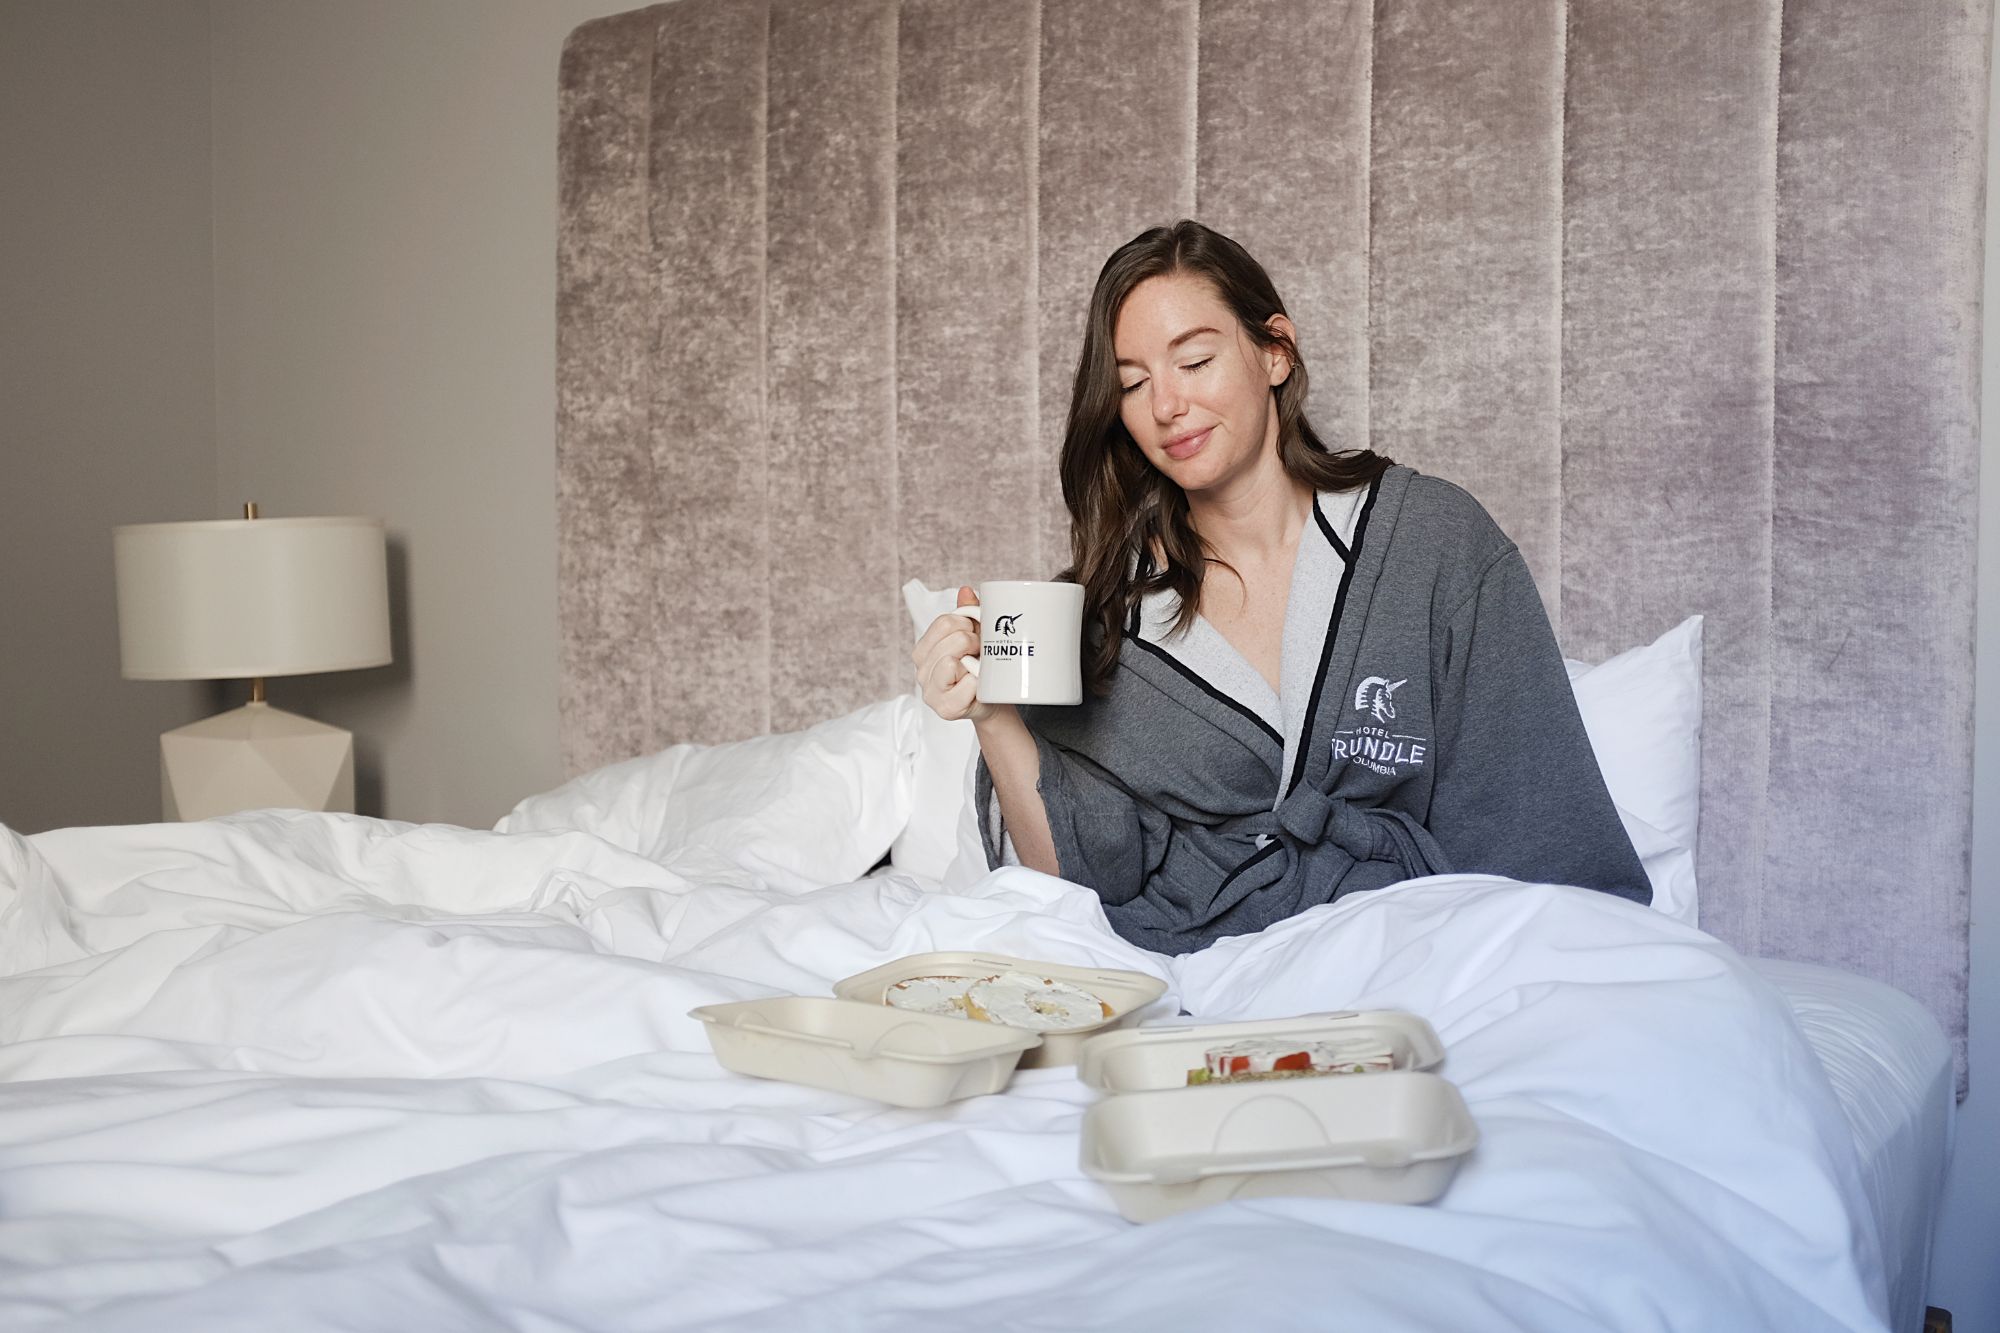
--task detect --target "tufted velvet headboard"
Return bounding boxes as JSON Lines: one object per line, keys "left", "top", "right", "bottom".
{"left": 555, "top": 0, "right": 1987, "bottom": 1086}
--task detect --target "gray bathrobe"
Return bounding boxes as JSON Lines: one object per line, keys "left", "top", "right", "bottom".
{"left": 976, "top": 465, "right": 1650, "bottom": 955}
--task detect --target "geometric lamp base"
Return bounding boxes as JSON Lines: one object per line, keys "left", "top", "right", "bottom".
{"left": 161, "top": 701, "right": 355, "bottom": 821}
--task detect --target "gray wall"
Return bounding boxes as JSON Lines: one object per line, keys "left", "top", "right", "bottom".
{"left": 0, "top": 1, "right": 1991, "bottom": 1326}
{"left": 211, "top": 0, "right": 632, "bottom": 826}
{"left": 0, "top": 0, "right": 216, "bottom": 831}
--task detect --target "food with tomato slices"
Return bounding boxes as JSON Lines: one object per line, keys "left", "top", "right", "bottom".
{"left": 1185, "top": 1036, "right": 1397, "bottom": 1085}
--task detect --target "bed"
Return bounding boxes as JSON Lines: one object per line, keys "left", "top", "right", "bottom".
{"left": 0, "top": 633, "right": 1958, "bottom": 1332}
{"left": 0, "top": 799, "right": 1947, "bottom": 1331}
{"left": 0, "top": 0, "right": 1982, "bottom": 1328}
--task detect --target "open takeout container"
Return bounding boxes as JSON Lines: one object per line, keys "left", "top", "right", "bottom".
{"left": 690, "top": 995, "right": 1042, "bottom": 1108}
{"left": 1079, "top": 1068, "right": 1478, "bottom": 1223}
{"left": 831, "top": 952, "right": 1169, "bottom": 1068}
{"left": 1076, "top": 1010, "right": 1446, "bottom": 1094}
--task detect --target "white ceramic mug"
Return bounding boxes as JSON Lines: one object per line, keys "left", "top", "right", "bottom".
{"left": 948, "top": 580, "right": 1085, "bottom": 706}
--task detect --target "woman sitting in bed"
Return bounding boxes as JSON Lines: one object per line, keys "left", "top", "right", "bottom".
{"left": 913, "top": 219, "right": 1649, "bottom": 955}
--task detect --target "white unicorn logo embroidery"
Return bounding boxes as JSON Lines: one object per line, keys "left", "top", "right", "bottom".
{"left": 1354, "top": 675, "right": 1408, "bottom": 723}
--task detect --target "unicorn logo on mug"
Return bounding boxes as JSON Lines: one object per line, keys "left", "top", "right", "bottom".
{"left": 993, "top": 613, "right": 1023, "bottom": 637}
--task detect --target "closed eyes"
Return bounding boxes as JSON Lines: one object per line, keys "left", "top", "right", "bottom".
{"left": 1119, "top": 358, "right": 1212, "bottom": 395}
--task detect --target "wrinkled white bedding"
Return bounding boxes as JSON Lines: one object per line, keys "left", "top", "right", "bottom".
{"left": 0, "top": 813, "right": 1887, "bottom": 1331}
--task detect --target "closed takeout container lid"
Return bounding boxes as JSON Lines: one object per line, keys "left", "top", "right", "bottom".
{"left": 691, "top": 995, "right": 1041, "bottom": 1108}
{"left": 831, "top": 952, "right": 1168, "bottom": 1068}
{"left": 1079, "top": 1069, "right": 1478, "bottom": 1222}
{"left": 1075, "top": 1009, "right": 1446, "bottom": 1094}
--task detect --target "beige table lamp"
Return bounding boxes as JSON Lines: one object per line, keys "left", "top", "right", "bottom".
{"left": 113, "top": 506, "right": 393, "bottom": 821}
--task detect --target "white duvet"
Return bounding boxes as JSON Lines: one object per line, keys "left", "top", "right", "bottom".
{"left": 0, "top": 813, "right": 1885, "bottom": 1332}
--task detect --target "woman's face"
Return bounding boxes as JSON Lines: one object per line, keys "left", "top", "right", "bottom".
{"left": 1112, "top": 272, "right": 1291, "bottom": 496}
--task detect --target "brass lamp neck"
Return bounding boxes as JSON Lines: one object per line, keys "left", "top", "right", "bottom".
{"left": 244, "top": 503, "right": 265, "bottom": 707}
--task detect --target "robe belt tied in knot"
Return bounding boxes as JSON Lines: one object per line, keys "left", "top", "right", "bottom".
{"left": 1195, "top": 785, "right": 1451, "bottom": 930}
{"left": 1225, "top": 783, "right": 1452, "bottom": 881}
{"left": 1273, "top": 783, "right": 1389, "bottom": 861}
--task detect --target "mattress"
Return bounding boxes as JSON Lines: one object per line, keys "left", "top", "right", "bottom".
{"left": 1752, "top": 958, "right": 1954, "bottom": 1333}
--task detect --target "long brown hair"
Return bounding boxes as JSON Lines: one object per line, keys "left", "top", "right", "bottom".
{"left": 1059, "top": 219, "right": 1393, "bottom": 695}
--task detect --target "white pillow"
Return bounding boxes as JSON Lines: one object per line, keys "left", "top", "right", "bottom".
{"left": 890, "top": 579, "right": 984, "bottom": 883}
{"left": 1565, "top": 614, "right": 1704, "bottom": 926}
{"left": 497, "top": 695, "right": 920, "bottom": 893}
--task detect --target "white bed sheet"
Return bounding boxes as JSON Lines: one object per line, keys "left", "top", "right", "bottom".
{"left": 1751, "top": 958, "right": 1954, "bottom": 1333}
{"left": 0, "top": 814, "right": 1894, "bottom": 1332}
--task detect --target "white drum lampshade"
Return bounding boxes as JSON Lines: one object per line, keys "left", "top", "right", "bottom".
{"left": 113, "top": 514, "right": 393, "bottom": 821}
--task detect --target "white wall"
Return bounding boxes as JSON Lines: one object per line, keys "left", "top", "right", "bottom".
{"left": 209, "top": 0, "right": 632, "bottom": 826}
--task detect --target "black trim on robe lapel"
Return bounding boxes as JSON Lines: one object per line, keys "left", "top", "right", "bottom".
{"left": 1127, "top": 553, "right": 1155, "bottom": 636}
{"left": 1284, "top": 473, "right": 1382, "bottom": 799}
{"left": 1123, "top": 633, "right": 1284, "bottom": 747}
{"left": 1122, "top": 547, "right": 1283, "bottom": 747}
{"left": 1314, "top": 496, "right": 1351, "bottom": 563}
{"left": 1212, "top": 836, "right": 1282, "bottom": 898}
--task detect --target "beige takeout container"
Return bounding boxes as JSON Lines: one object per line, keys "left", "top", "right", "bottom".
{"left": 1076, "top": 1010, "right": 1446, "bottom": 1094}
{"left": 1079, "top": 1068, "right": 1478, "bottom": 1223}
{"left": 691, "top": 995, "right": 1041, "bottom": 1108}
{"left": 831, "top": 952, "right": 1169, "bottom": 1068}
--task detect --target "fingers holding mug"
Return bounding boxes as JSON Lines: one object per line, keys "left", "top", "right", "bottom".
{"left": 912, "top": 588, "right": 981, "bottom": 667}
{"left": 915, "top": 595, "right": 989, "bottom": 722}
{"left": 919, "top": 645, "right": 986, "bottom": 722}
{"left": 947, "top": 587, "right": 984, "bottom": 682}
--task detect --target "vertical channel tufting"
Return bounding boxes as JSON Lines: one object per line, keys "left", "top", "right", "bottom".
{"left": 1561, "top": 0, "right": 1779, "bottom": 957}
{"left": 764, "top": 0, "right": 901, "bottom": 730}
{"left": 1366, "top": 0, "right": 1376, "bottom": 474}
{"left": 757, "top": 1, "right": 772, "bottom": 731}
{"left": 643, "top": 0, "right": 771, "bottom": 751}
{"left": 1197, "top": 0, "right": 1371, "bottom": 462}
{"left": 1035, "top": 0, "right": 1200, "bottom": 581}
{"left": 1362, "top": 0, "right": 1372, "bottom": 464}
{"left": 1187, "top": 0, "right": 1200, "bottom": 219}
{"left": 1553, "top": 0, "right": 1568, "bottom": 642}
{"left": 1370, "top": 0, "right": 1566, "bottom": 613}
{"left": 896, "top": 0, "right": 1041, "bottom": 593}
{"left": 1760, "top": 0, "right": 1784, "bottom": 985}
{"left": 555, "top": 11, "right": 659, "bottom": 775}
{"left": 1028, "top": 0, "right": 1041, "bottom": 577}
{"left": 886, "top": 0, "right": 901, "bottom": 674}
{"left": 1771, "top": 0, "right": 1986, "bottom": 1086}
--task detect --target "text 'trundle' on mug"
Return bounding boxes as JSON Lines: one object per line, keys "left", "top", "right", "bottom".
{"left": 948, "top": 581, "right": 1085, "bottom": 706}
